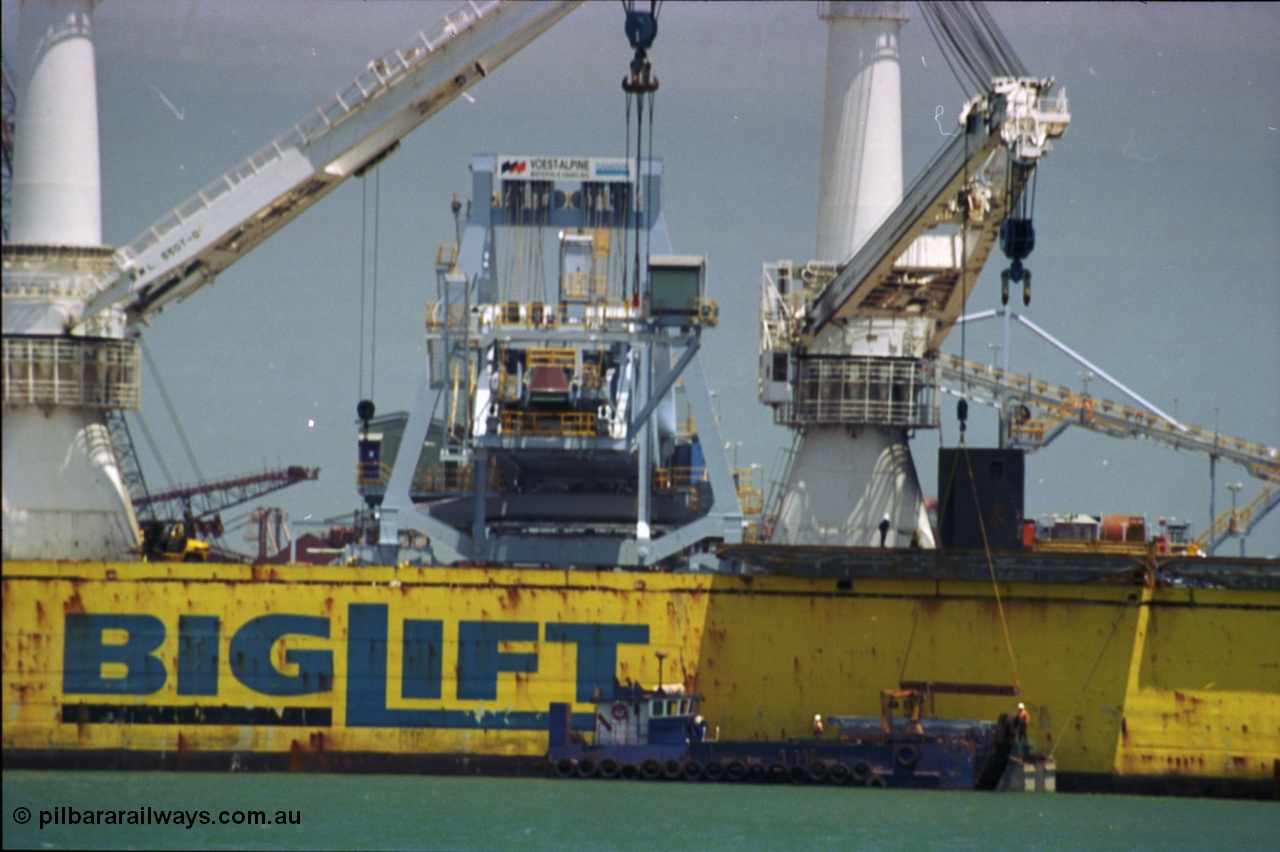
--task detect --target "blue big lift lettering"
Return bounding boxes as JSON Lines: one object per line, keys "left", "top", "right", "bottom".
{"left": 62, "top": 606, "right": 649, "bottom": 729}
{"left": 64, "top": 613, "right": 332, "bottom": 697}
{"left": 344, "top": 604, "right": 649, "bottom": 728}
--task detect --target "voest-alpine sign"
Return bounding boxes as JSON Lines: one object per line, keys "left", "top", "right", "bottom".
{"left": 498, "top": 156, "right": 633, "bottom": 182}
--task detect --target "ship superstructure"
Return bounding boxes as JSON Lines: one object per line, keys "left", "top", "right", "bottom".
{"left": 365, "top": 154, "right": 741, "bottom": 568}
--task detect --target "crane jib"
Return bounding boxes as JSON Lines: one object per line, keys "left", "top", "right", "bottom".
{"left": 73, "top": 1, "right": 583, "bottom": 332}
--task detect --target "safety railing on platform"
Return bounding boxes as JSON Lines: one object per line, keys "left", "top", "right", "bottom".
{"left": 779, "top": 356, "right": 937, "bottom": 428}
{"left": 1194, "top": 481, "right": 1279, "bottom": 551}
{"left": 425, "top": 299, "right": 471, "bottom": 330}
{"left": 653, "top": 466, "right": 707, "bottom": 491}
{"left": 427, "top": 298, "right": 719, "bottom": 335}
{"left": 560, "top": 271, "right": 610, "bottom": 301}
{"left": 526, "top": 348, "right": 576, "bottom": 369}
{"left": 357, "top": 460, "right": 392, "bottom": 489}
{"left": 436, "top": 243, "right": 459, "bottom": 270}
{"left": 654, "top": 466, "right": 709, "bottom": 512}
{"left": 733, "top": 466, "right": 763, "bottom": 517}
{"left": 2, "top": 336, "right": 141, "bottom": 410}
{"left": 499, "top": 410, "right": 597, "bottom": 437}
{"left": 358, "top": 462, "right": 504, "bottom": 494}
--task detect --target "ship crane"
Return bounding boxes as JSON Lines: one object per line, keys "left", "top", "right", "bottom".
{"left": 3, "top": 1, "right": 581, "bottom": 562}
{"left": 789, "top": 76, "right": 1068, "bottom": 355}
{"left": 132, "top": 465, "right": 320, "bottom": 534}
{"left": 128, "top": 465, "right": 318, "bottom": 564}
{"left": 759, "top": 0, "right": 1069, "bottom": 548}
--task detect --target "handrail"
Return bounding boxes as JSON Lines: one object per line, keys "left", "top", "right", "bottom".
{"left": 116, "top": 1, "right": 503, "bottom": 269}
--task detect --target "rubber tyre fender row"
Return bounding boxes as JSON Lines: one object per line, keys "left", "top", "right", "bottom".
{"left": 866, "top": 773, "right": 889, "bottom": 788}
{"left": 598, "top": 758, "right": 620, "bottom": 779}
{"left": 895, "top": 744, "right": 919, "bottom": 770}
{"left": 767, "top": 764, "right": 788, "bottom": 783}
{"left": 827, "top": 763, "right": 851, "bottom": 785}
{"left": 807, "top": 760, "right": 829, "bottom": 783}
{"left": 788, "top": 764, "right": 808, "bottom": 784}
{"left": 555, "top": 758, "right": 575, "bottom": 779}
{"left": 850, "top": 761, "right": 872, "bottom": 784}
{"left": 575, "top": 758, "right": 597, "bottom": 778}
{"left": 683, "top": 761, "right": 704, "bottom": 781}
{"left": 724, "top": 761, "right": 747, "bottom": 782}
{"left": 663, "top": 759, "right": 684, "bottom": 780}
{"left": 641, "top": 759, "right": 662, "bottom": 780}
{"left": 747, "top": 763, "right": 767, "bottom": 783}
{"left": 620, "top": 763, "right": 640, "bottom": 780}
{"left": 704, "top": 761, "right": 725, "bottom": 781}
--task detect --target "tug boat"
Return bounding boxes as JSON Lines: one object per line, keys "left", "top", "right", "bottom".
{"left": 547, "top": 679, "right": 1051, "bottom": 791}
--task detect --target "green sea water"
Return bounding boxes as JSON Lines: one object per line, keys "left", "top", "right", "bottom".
{"left": 3, "top": 771, "right": 1276, "bottom": 851}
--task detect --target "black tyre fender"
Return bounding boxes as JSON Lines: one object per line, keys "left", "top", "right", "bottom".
{"left": 575, "top": 758, "right": 597, "bottom": 778}
{"left": 808, "top": 760, "right": 829, "bottom": 783}
{"left": 828, "top": 762, "right": 851, "bottom": 784}
{"left": 683, "top": 760, "right": 704, "bottom": 781}
{"left": 555, "top": 758, "right": 575, "bottom": 778}
{"left": 850, "top": 761, "right": 872, "bottom": 784}
{"left": 598, "top": 758, "right": 620, "bottom": 779}
{"left": 663, "top": 759, "right": 684, "bottom": 780}
{"left": 867, "top": 773, "right": 889, "bottom": 788}
{"left": 895, "top": 744, "right": 919, "bottom": 769}
{"left": 704, "top": 761, "right": 725, "bottom": 781}
{"left": 641, "top": 759, "right": 662, "bottom": 780}
{"left": 725, "top": 761, "right": 747, "bottom": 782}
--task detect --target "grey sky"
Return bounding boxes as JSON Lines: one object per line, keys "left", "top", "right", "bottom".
{"left": 4, "top": 1, "right": 1276, "bottom": 556}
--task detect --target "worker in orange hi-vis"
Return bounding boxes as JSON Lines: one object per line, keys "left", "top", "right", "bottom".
{"left": 812, "top": 714, "right": 824, "bottom": 738}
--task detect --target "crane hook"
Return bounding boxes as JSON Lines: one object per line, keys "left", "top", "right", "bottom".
{"left": 622, "top": 4, "right": 659, "bottom": 94}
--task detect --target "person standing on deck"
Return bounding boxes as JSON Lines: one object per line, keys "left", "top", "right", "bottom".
{"left": 1014, "top": 702, "right": 1030, "bottom": 755}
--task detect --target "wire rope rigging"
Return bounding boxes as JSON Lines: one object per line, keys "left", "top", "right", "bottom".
{"left": 356, "top": 163, "right": 384, "bottom": 437}
{"left": 621, "top": 0, "right": 660, "bottom": 306}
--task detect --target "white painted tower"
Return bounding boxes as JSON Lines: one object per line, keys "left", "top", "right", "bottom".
{"left": 815, "top": 0, "right": 903, "bottom": 263}
{"left": 2, "top": 0, "right": 141, "bottom": 560}
{"left": 770, "top": 0, "right": 934, "bottom": 548}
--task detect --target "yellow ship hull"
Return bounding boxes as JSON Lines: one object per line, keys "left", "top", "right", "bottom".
{"left": 4, "top": 558, "right": 1278, "bottom": 796}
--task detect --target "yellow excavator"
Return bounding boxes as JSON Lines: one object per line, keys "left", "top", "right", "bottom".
{"left": 137, "top": 520, "right": 210, "bottom": 563}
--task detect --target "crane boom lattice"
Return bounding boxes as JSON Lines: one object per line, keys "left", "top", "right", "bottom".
{"left": 133, "top": 465, "right": 320, "bottom": 522}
